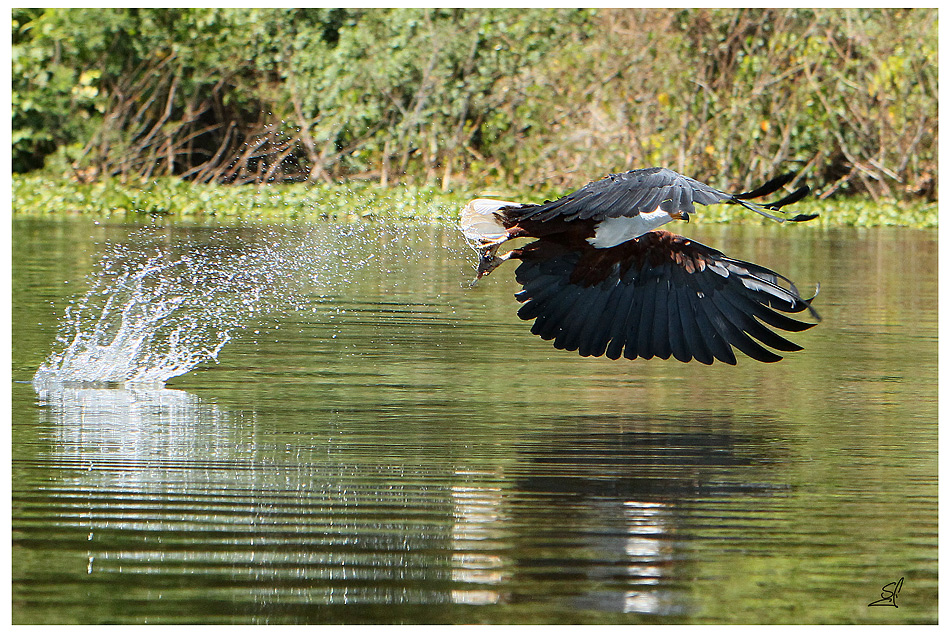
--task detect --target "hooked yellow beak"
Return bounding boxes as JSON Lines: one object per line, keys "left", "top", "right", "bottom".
{"left": 670, "top": 210, "right": 690, "bottom": 223}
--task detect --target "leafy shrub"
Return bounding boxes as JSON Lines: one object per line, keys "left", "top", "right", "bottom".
{"left": 12, "top": 8, "right": 937, "bottom": 202}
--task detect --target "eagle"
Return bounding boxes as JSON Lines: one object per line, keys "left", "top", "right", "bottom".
{"left": 460, "top": 167, "right": 820, "bottom": 364}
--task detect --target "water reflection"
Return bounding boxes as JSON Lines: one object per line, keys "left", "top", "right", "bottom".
{"left": 450, "top": 480, "right": 509, "bottom": 605}
{"left": 27, "top": 383, "right": 466, "bottom": 614}
{"left": 506, "top": 416, "right": 789, "bottom": 616}
{"left": 26, "top": 379, "right": 790, "bottom": 619}
{"left": 34, "top": 383, "right": 238, "bottom": 464}
{"left": 620, "top": 501, "right": 676, "bottom": 614}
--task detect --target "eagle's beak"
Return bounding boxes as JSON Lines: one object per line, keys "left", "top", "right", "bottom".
{"left": 671, "top": 210, "right": 690, "bottom": 223}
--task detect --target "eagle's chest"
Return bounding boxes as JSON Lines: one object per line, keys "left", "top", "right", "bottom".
{"left": 586, "top": 210, "right": 675, "bottom": 248}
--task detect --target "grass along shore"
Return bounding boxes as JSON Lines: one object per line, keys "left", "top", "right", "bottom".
{"left": 12, "top": 174, "right": 937, "bottom": 228}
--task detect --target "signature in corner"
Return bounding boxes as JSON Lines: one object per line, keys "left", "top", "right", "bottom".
{"left": 868, "top": 577, "right": 903, "bottom": 608}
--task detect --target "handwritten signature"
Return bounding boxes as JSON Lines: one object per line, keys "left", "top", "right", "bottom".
{"left": 868, "top": 577, "right": 903, "bottom": 608}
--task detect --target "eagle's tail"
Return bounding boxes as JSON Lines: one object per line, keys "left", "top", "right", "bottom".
{"left": 459, "top": 198, "right": 521, "bottom": 243}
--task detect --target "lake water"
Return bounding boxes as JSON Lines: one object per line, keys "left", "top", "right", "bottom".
{"left": 11, "top": 216, "right": 937, "bottom": 624}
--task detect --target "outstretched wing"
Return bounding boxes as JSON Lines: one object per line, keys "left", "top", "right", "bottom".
{"left": 510, "top": 230, "right": 820, "bottom": 364}
{"left": 507, "top": 167, "right": 808, "bottom": 223}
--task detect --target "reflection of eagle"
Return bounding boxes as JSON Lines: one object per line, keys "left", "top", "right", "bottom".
{"left": 461, "top": 168, "right": 820, "bottom": 364}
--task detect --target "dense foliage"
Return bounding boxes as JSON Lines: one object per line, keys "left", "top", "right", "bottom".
{"left": 13, "top": 8, "right": 937, "bottom": 202}
{"left": 12, "top": 175, "right": 938, "bottom": 229}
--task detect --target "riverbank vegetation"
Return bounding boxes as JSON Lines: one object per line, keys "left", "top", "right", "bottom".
{"left": 12, "top": 8, "right": 937, "bottom": 225}
{"left": 12, "top": 174, "right": 937, "bottom": 228}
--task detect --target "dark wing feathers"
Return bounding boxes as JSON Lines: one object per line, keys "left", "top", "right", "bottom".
{"left": 665, "top": 277, "right": 692, "bottom": 363}
{"left": 684, "top": 271, "right": 737, "bottom": 364}
{"left": 632, "top": 270, "right": 659, "bottom": 359}
{"left": 511, "top": 230, "right": 818, "bottom": 364}
{"left": 580, "top": 278, "right": 625, "bottom": 357}
{"left": 693, "top": 271, "right": 782, "bottom": 363}
{"left": 535, "top": 285, "right": 585, "bottom": 341}
{"left": 712, "top": 289, "right": 802, "bottom": 353}
{"left": 671, "top": 183, "right": 693, "bottom": 215}
{"left": 605, "top": 283, "right": 639, "bottom": 360}
{"left": 733, "top": 172, "right": 796, "bottom": 200}
{"left": 507, "top": 167, "right": 733, "bottom": 223}
{"left": 671, "top": 263, "right": 713, "bottom": 365}
{"left": 648, "top": 274, "right": 671, "bottom": 360}
{"left": 502, "top": 167, "right": 811, "bottom": 224}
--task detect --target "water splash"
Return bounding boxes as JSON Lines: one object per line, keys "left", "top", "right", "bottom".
{"left": 32, "top": 226, "right": 334, "bottom": 387}
{"left": 30, "top": 218, "right": 463, "bottom": 389}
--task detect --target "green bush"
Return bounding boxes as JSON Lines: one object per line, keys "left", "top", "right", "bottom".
{"left": 12, "top": 8, "right": 937, "bottom": 202}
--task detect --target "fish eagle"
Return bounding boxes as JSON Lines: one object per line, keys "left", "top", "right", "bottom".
{"left": 460, "top": 167, "right": 820, "bottom": 364}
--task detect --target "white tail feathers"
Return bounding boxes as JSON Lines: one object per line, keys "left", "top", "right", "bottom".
{"left": 460, "top": 198, "right": 520, "bottom": 242}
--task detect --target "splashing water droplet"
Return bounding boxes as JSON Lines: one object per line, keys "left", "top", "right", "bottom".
{"left": 32, "top": 220, "right": 461, "bottom": 390}
{"left": 33, "top": 226, "right": 313, "bottom": 387}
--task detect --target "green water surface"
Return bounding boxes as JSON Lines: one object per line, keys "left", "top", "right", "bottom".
{"left": 11, "top": 217, "right": 938, "bottom": 624}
